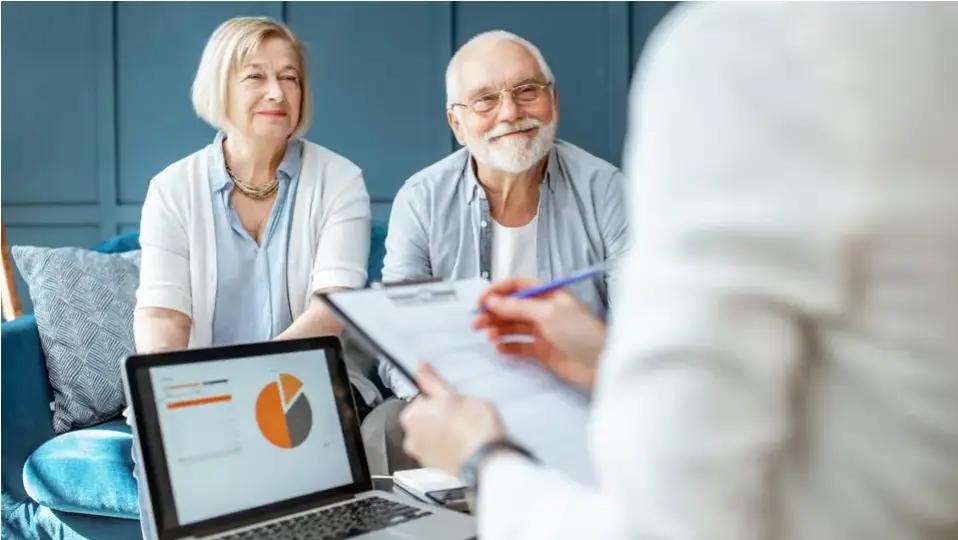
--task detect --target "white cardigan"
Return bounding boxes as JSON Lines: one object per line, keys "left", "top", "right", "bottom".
{"left": 135, "top": 139, "right": 371, "bottom": 348}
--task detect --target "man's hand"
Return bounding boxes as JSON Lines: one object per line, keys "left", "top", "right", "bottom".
{"left": 473, "top": 278, "right": 607, "bottom": 390}
{"left": 399, "top": 364, "right": 505, "bottom": 476}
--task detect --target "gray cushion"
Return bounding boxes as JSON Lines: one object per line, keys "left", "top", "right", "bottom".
{"left": 11, "top": 246, "right": 140, "bottom": 433}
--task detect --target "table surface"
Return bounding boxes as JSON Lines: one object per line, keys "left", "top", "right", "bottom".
{"left": 372, "top": 476, "right": 473, "bottom": 514}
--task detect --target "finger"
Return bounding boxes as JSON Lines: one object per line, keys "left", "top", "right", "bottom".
{"left": 478, "top": 277, "right": 542, "bottom": 306}
{"left": 486, "top": 323, "right": 536, "bottom": 340}
{"left": 483, "top": 295, "right": 552, "bottom": 324}
{"left": 473, "top": 310, "right": 534, "bottom": 331}
{"left": 398, "top": 398, "right": 423, "bottom": 431}
{"left": 495, "top": 341, "right": 538, "bottom": 358}
{"left": 402, "top": 433, "right": 419, "bottom": 460}
{"left": 416, "top": 363, "right": 455, "bottom": 399}
{"left": 472, "top": 311, "right": 495, "bottom": 330}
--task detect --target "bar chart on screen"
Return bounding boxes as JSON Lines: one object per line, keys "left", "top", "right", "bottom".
{"left": 158, "top": 378, "right": 243, "bottom": 463}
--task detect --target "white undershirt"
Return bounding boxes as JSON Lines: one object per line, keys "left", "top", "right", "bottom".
{"left": 490, "top": 214, "right": 538, "bottom": 282}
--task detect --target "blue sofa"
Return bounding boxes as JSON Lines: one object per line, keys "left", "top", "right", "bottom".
{"left": 1, "top": 227, "right": 388, "bottom": 539}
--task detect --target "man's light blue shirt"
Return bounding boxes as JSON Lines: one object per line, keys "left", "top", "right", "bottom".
{"left": 381, "top": 139, "right": 630, "bottom": 397}
{"left": 209, "top": 132, "right": 303, "bottom": 345}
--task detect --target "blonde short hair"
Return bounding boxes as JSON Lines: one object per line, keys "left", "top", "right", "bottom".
{"left": 191, "top": 17, "right": 312, "bottom": 138}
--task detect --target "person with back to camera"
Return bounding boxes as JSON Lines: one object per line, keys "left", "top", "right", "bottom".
{"left": 400, "top": 3, "right": 958, "bottom": 539}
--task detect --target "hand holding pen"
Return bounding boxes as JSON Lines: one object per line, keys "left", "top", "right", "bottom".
{"left": 473, "top": 261, "right": 612, "bottom": 313}
{"left": 471, "top": 265, "right": 611, "bottom": 390}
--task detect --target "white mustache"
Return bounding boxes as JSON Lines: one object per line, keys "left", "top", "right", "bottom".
{"left": 484, "top": 118, "right": 543, "bottom": 141}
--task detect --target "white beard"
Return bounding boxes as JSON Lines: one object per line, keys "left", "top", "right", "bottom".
{"left": 465, "top": 117, "right": 557, "bottom": 174}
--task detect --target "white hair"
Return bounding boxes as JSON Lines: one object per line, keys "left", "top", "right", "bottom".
{"left": 445, "top": 30, "right": 555, "bottom": 109}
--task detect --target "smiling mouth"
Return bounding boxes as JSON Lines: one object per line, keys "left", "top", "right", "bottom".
{"left": 490, "top": 126, "right": 537, "bottom": 141}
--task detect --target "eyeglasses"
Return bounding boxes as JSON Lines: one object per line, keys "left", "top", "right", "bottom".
{"left": 449, "top": 82, "right": 553, "bottom": 115}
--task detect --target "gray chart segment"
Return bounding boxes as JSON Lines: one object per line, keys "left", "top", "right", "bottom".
{"left": 285, "top": 394, "right": 312, "bottom": 447}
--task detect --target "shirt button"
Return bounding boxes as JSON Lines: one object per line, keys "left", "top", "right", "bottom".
{"left": 481, "top": 271, "right": 489, "bottom": 279}
{"left": 480, "top": 220, "right": 488, "bottom": 228}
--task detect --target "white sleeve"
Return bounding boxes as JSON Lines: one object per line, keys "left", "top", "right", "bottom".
{"left": 476, "top": 4, "right": 857, "bottom": 539}
{"left": 136, "top": 175, "right": 192, "bottom": 318}
{"left": 310, "top": 167, "right": 371, "bottom": 292}
{"left": 478, "top": 454, "right": 622, "bottom": 540}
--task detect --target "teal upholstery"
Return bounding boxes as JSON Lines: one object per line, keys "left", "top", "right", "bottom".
{"left": 1, "top": 315, "right": 54, "bottom": 503}
{"left": 3, "top": 233, "right": 141, "bottom": 539}
{"left": 367, "top": 222, "right": 388, "bottom": 285}
{"left": 91, "top": 234, "right": 142, "bottom": 255}
{"left": 23, "top": 419, "right": 138, "bottom": 519}
{"left": 2, "top": 226, "right": 389, "bottom": 539}
{"left": 2, "top": 493, "right": 141, "bottom": 540}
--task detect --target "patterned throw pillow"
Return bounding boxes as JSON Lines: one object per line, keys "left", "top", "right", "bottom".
{"left": 11, "top": 246, "right": 140, "bottom": 433}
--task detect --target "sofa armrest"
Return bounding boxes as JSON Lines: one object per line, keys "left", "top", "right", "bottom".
{"left": 2, "top": 315, "right": 55, "bottom": 501}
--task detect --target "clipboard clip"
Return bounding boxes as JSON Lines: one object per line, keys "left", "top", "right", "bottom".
{"left": 371, "top": 277, "right": 444, "bottom": 289}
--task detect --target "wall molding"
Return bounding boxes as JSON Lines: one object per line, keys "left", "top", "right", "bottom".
{"left": 96, "top": 2, "right": 118, "bottom": 239}
{"left": 608, "top": 2, "right": 632, "bottom": 165}
{"left": 3, "top": 1, "right": 673, "bottom": 244}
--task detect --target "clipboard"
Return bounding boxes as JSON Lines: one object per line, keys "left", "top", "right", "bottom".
{"left": 320, "top": 278, "right": 596, "bottom": 484}
{"left": 320, "top": 278, "right": 444, "bottom": 393}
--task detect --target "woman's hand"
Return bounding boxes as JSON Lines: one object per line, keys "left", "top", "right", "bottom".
{"left": 273, "top": 290, "right": 345, "bottom": 340}
{"left": 399, "top": 364, "right": 505, "bottom": 475}
{"left": 473, "top": 278, "right": 607, "bottom": 390}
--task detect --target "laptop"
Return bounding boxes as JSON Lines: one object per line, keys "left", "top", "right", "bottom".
{"left": 123, "top": 337, "right": 476, "bottom": 540}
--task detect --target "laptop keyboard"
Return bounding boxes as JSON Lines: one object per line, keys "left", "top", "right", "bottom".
{"left": 220, "top": 496, "right": 433, "bottom": 540}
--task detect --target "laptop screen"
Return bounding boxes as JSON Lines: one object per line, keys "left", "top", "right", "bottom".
{"left": 126, "top": 338, "right": 371, "bottom": 538}
{"left": 149, "top": 349, "right": 353, "bottom": 524}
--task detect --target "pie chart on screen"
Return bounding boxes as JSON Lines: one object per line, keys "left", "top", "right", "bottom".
{"left": 255, "top": 373, "right": 312, "bottom": 448}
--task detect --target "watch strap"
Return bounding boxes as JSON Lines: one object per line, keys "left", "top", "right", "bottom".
{"left": 458, "top": 438, "right": 536, "bottom": 489}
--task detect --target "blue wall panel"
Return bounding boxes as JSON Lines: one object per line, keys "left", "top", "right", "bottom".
{"left": 1, "top": 1, "right": 675, "bottom": 313}
{"left": 287, "top": 2, "right": 453, "bottom": 201}
{"left": 116, "top": 2, "right": 282, "bottom": 205}
{"left": 1, "top": 2, "right": 106, "bottom": 204}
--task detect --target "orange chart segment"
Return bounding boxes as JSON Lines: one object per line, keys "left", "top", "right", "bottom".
{"left": 255, "top": 383, "right": 292, "bottom": 448}
{"left": 167, "top": 394, "right": 231, "bottom": 409}
{"left": 280, "top": 373, "right": 302, "bottom": 404}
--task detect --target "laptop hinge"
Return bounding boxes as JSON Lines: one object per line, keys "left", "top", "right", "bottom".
{"left": 322, "top": 492, "right": 357, "bottom": 506}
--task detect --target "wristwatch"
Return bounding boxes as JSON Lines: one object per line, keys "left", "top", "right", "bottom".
{"left": 458, "top": 438, "right": 536, "bottom": 490}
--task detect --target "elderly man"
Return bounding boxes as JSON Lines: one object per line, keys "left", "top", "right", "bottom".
{"left": 359, "top": 30, "right": 629, "bottom": 473}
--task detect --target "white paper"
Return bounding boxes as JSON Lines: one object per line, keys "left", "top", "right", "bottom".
{"left": 328, "top": 278, "right": 594, "bottom": 484}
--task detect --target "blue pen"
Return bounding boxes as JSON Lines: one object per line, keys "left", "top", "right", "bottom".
{"left": 476, "top": 262, "right": 611, "bottom": 312}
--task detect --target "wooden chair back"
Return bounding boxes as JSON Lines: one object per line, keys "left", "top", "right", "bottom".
{"left": 1, "top": 224, "right": 24, "bottom": 321}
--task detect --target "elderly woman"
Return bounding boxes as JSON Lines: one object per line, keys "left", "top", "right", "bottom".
{"left": 134, "top": 17, "right": 371, "bottom": 354}
{"left": 129, "top": 17, "right": 378, "bottom": 537}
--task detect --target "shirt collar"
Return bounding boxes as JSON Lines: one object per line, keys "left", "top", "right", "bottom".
{"left": 209, "top": 131, "right": 303, "bottom": 193}
{"left": 465, "top": 144, "right": 559, "bottom": 204}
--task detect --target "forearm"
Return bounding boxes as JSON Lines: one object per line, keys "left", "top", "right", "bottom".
{"left": 274, "top": 291, "right": 345, "bottom": 340}
{"left": 134, "top": 308, "right": 191, "bottom": 353}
